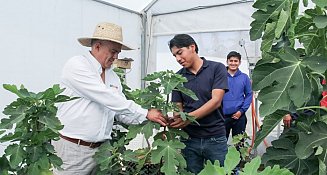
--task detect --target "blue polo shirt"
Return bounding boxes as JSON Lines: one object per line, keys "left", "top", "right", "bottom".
{"left": 172, "top": 57, "right": 228, "bottom": 138}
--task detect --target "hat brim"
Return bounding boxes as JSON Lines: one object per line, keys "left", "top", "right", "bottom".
{"left": 77, "top": 37, "right": 133, "bottom": 50}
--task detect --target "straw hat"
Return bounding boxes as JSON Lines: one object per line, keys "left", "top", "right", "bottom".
{"left": 78, "top": 22, "right": 133, "bottom": 50}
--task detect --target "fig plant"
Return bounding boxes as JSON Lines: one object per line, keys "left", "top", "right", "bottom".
{"left": 94, "top": 70, "right": 198, "bottom": 175}
{"left": 250, "top": 0, "right": 327, "bottom": 174}
{"left": 0, "top": 84, "right": 77, "bottom": 175}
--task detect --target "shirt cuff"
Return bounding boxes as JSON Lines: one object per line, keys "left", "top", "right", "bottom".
{"left": 136, "top": 107, "right": 148, "bottom": 124}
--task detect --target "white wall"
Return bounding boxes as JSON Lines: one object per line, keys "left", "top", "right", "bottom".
{"left": 154, "top": 31, "right": 256, "bottom": 74}
{"left": 0, "top": 0, "right": 143, "bottom": 155}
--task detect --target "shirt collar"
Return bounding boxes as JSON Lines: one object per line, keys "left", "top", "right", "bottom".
{"left": 86, "top": 50, "right": 103, "bottom": 75}
{"left": 180, "top": 57, "right": 208, "bottom": 74}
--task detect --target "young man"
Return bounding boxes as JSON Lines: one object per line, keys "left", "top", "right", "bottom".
{"left": 52, "top": 22, "right": 167, "bottom": 175}
{"left": 223, "top": 51, "right": 252, "bottom": 139}
{"left": 168, "top": 34, "right": 228, "bottom": 174}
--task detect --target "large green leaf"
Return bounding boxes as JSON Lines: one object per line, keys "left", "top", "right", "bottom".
{"left": 252, "top": 48, "right": 312, "bottom": 117}
{"left": 241, "top": 157, "right": 261, "bottom": 175}
{"left": 28, "top": 146, "right": 43, "bottom": 162}
{"left": 5, "top": 144, "right": 26, "bottom": 169}
{"left": 295, "top": 122, "right": 327, "bottom": 159}
{"left": 161, "top": 76, "right": 181, "bottom": 95}
{"left": 126, "top": 122, "right": 160, "bottom": 140}
{"left": 198, "top": 160, "right": 225, "bottom": 175}
{"left": 151, "top": 139, "right": 186, "bottom": 175}
{"left": 257, "top": 165, "right": 294, "bottom": 175}
{"left": 262, "top": 138, "right": 318, "bottom": 175}
{"left": 3, "top": 84, "right": 24, "bottom": 98}
{"left": 175, "top": 86, "right": 198, "bottom": 100}
{"left": 261, "top": 22, "right": 277, "bottom": 52}
{"left": 314, "top": 15, "right": 327, "bottom": 29}
{"left": 317, "top": 149, "right": 327, "bottom": 175}
{"left": 48, "top": 155, "right": 63, "bottom": 170}
{"left": 254, "top": 110, "right": 286, "bottom": 148}
{"left": 295, "top": 8, "right": 327, "bottom": 56}
{"left": 0, "top": 155, "right": 11, "bottom": 174}
{"left": 294, "top": 16, "right": 313, "bottom": 34}
{"left": 51, "top": 84, "right": 64, "bottom": 95}
{"left": 312, "top": 0, "right": 327, "bottom": 8}
{"left": 275, "top": 9, "right": 289, "bottom": 38}
{"left": 302, "top": 56, "right": 327, "bottom": 74}
{"left": 224, "top": 147, "right": 240, "bottom": 174}
{"left": 250, "top": 0, "right": 289, "bottom": 40}
{"left": 0, "top": 105, "right": 26, "bottom": 130}
{"left": 38, "top": 115, "right": 63, "bottom": 132}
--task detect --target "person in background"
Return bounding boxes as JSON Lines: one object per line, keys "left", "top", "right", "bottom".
{"left": 223, "top": 51, "right": 252, "bottom": 140}
{"left": 52, "top": 22, "right": 167, "bottom": 175}
{"left": 168, "top": 34, "right": 229, "bottom": 174}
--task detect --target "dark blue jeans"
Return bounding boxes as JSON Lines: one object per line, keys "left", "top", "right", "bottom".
{"left": 181, "top": 135, "right": 228, "bottom": 174}
{"left": 224, "top": 114, "right": 247, "bottom": 139}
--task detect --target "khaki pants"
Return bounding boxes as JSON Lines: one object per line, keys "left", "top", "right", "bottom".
{"left": 52, "top": 138, "right": 98, "bottom": 175}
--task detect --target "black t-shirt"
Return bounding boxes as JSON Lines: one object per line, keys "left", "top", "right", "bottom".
{"left": 172, "top": 57, "right": 228, "bottom": 138}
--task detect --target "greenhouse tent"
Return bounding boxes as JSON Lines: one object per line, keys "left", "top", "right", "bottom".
{"left": 0, "top": 0, "right": 264, "bottom": 155}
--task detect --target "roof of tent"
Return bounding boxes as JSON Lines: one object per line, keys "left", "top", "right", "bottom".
{"left": 95, "top": 0, "right": 254, "bottom": 15}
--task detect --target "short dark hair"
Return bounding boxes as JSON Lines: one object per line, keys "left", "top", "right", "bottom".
{"left": 227, "top": 51, "right": 241, "bottom": 60}
{"left": 168, "top": 34, "right": 199, "bottom": 53}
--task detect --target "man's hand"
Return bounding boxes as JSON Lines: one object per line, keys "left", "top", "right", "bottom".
{"left": 283, "top": 114, "right": 292, "bottom": 128}
{"left": 146, "top": 109, "right": 167, "bottom": 126}
{"left": 232, "top": 111, "right": 242, "bottom": 120}
{"left": 169, "top": 114, "right": 190, "bottom": 128}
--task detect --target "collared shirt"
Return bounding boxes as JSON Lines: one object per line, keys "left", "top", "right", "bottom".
{"left": 172, "top": 57, "right": 228, "bottom": 138}
{"left": 57, "top": 51, "right": 147, "bottom": 142}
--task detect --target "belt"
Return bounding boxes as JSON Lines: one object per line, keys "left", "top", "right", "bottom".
{"left": 59, "top": 134, "right": 103, "bottom": 148}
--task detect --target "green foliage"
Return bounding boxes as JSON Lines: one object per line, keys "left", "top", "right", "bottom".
{"left": 231, "top": 133, "right": 251, "bottom": 160}
{"left": 0, "top": 84, "right": 76, "bottom": 175}
{"left": 198, "top": 146, "right": 293, "bottom": 175}
{"left": 94, "top": 70, "right": 198, "bottom": 175}
{"left": 250, "top": 0, "right": 327, "bottom": 174}
{"left": 252, "top": 48, "right": 327, "bottom": 117}
{"left": 295, "top": 122, "right": 327, "bottom": 159}
{"left": 151, "top": 140, "right": 186, "bottom": 175}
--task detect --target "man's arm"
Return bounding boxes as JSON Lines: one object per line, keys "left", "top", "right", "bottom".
{"left": 233, "top": 75, "right": 253, "bottom": 119}
{"left": 189, "top": 89, "right": 225, "bottom": 119}
{"left": 240, "top": 75, "right": 253, "bottom": 114}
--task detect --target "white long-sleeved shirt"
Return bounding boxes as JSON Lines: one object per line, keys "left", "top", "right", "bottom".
{"left": 57, "top": 51, "right": 147, "bottom": 142}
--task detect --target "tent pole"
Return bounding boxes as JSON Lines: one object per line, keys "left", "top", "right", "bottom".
{"left": 92, "top": 0, "right": 140, "bottom": 14}
{"left": 141, "top": 12, "right": 147, "bottom": 89}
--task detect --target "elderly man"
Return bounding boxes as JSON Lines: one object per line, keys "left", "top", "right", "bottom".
{"left": 52, "top": 22, "right": 166, "bottom": 175}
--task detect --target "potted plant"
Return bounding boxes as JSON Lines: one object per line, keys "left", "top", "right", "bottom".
{"left": 0, "top": 84, "right": 77, "bottom": 175}
{"left": 94, "top": 70, "right": 198, "bottom": 175}
{"left": 250, "top": 0, "right": 327, "bottom": 174}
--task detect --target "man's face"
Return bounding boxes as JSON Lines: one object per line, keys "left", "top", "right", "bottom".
{"left": 98, "top": 41, "right": 122, "bottom": 69}
{"left": 227, "top": 56, "right": 241, "bottom": 71}
{"left": 170, "top": 45, "right": 195, "bottom": 68}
